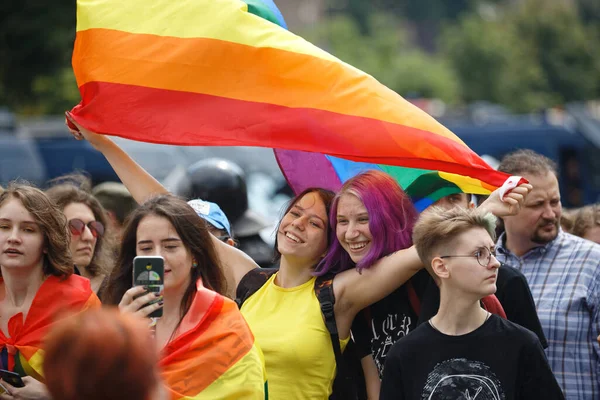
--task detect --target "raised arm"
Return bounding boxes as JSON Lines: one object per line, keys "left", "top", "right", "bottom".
{"left": 65, "top": 113, "right": 167, "bottom": 204}
{"left": 65, "top": 113, "right": 259, "bottom": 297}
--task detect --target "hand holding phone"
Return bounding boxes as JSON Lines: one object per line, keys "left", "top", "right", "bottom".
{"left": 0, "top": 369, "right": 24, "bottom": 388}
{"left": 132, "top": 256, "right": 165, "bottom": 318}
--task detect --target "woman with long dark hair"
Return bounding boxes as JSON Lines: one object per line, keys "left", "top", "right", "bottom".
{"left": 103, "top": 195, "right": 267, "bottom": 399}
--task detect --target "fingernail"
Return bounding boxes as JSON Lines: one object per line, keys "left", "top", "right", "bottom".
{"left": 154, "top": 292, "right": 161, "bottom": 297}
{"left": 158, "top": 301, "right": 164, "bottom": 306}
{"left": 142, "top": 285, "right": 149, "bottom": 290}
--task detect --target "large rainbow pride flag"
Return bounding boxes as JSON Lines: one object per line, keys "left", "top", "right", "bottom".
{"left": 160, "top": 280, "right": 267, "bottom": 399}
{"left": 70, "top": 0, "right": 511, "bottom": 200}
{"left": 0, "top": 275, "right": 100, "bottom": 381}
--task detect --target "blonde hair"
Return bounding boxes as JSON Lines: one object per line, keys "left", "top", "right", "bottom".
{"left": 412, "top": 206, "right": 497, "bottom": 280}
{"left": 570, "top": 204, "right": 600, "bottom": 239}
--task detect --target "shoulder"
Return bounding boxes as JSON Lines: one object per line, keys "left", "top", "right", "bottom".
{"left": 489, "top": 315, "right": 540, "bottom": 346}
{"left": 389, "top": 322, "right": 433, "bottom": 356}
{"left": 54, "top": 274, "right": 95, "bottom": 298}
{"left": 560, "top": 232, "right": 600, "bottom": 259}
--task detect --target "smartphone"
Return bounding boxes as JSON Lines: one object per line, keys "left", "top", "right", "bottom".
{"left": 0, "top": 369, "right": 24, "bottom": 388}
{"left": 132, "top": 256, "right": 164, "bottom": 318}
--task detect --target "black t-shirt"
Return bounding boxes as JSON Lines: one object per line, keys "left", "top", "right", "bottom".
{"left": 352, "top": 270, "right": 430, "bottom": 378}
{"left": 417, "top": 264, "right": 548, "bottom": 348}
{"left": 495, "top": 264, "right": 547, "bottom": 348}
{"left": 380, "top": 314, "right": 564, "bottom": 400}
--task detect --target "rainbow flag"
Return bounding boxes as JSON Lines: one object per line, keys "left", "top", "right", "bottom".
{"left": 70, "top": 0, "right": 510, "bottom": 194}
{"left": 160, "top": 280, "right": 267, "bottom": 399}
{"left": 0, "top": 275, "right": 100, "bottom": 381}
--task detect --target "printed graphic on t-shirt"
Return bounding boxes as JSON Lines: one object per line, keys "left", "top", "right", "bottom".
{"left": 371, "top": 313, "right": 413, "bottom": 377}
{"left": 421, "top": 358, "right": 505, "bottom": 400}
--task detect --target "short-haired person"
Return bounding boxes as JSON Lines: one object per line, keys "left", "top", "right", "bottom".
{"left": 92, "top": 181, "right": 138, "bottom": 241}
{"left": 497, "top": 150, "right": 600, "bottom": 399}
{"left": 418, "top": 191, "right": 548, "bottom": 348}
{"left": 44, "top": 309, "right": 166, "bottom": 400}
{"left": 381, "top": 207, "right": 564, "bottom": 400}
{"left": 0, "top": 183, "right": 100, "bottom": 399}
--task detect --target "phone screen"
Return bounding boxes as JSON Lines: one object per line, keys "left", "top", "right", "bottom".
{"left": 132, "top": 256, "right": 164, "bottom": 318}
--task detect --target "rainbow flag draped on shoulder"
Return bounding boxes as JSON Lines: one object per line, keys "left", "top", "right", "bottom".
{"left": 71, "top": 0, "right": 510, "bottom": 198}
{"left": 160, "top": 280, "right": 267, "bottom": 399}
{"left": 0, "top": 275, "right": 100, "bottom": 380}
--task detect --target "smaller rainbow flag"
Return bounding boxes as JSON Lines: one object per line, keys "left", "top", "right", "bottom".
{"left": 0, "top": 275, "right": 100, "bottom": 380}
{"left": 160, "top": 280, "right": 267, "bottom": 399}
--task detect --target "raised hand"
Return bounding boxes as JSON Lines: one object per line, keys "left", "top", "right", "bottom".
{"left": 479, "top": 182, "right": 533, "bottom": 218}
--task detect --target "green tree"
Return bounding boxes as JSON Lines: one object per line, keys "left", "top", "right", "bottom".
{"left": 305, "top": 14, "right": 460, "bottom": 104}
{"left": 0, "top": 1, "right": 78, "bottom": 114}
{"left": 440, "top": 0, "right": 600, "bottom": 112}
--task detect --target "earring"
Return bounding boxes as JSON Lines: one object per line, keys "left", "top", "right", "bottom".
{"left": 192, "top": 260, "right": 198, "bottom": 268}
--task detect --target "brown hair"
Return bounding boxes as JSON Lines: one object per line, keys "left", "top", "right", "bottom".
{"left": 498, "top": 149, "right": 558, "bottom": 177}
{"left": 273, "top": 187, "right": 336, "bottom": 263}
{"left": 0, "top": 183, "right": 73, "bottom": 277}
{"left": 570, "top": 204, "right": 600, "bottom": 238}
{"left": 412, "top": 206, "right": 497, "bottom": 281}
{"left": 46, "top": 176, "right": 111, "bottom": 277}
{"left": 103, "top": 195, "right": 225, "bottom": 321}
{"left": 44, "top": 308, "right": 158, "bottom": 400}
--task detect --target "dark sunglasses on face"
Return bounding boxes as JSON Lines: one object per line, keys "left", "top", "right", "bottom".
{"left": 68, "top": 218, "right": 105, "bottom": 238}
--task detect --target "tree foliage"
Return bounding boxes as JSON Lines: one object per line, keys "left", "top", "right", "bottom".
{"left": 0, "top": 0, "right": 78, "bottom": 114}
{"left": 440, "top": 0, "right": 600, "bottom": 112}
{"left": 304, "top": 14, "right": 460, "bottom": 104}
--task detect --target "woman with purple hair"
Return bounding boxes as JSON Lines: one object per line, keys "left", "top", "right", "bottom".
{"left": 315, "top": 170, "right": 424, "bottom": 399}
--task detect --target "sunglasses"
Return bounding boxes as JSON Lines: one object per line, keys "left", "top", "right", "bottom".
{"left": 68, "top": 219, "right": 105, "bottom": 238}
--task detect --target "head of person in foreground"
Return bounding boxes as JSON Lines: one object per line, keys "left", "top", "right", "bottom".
{"left": 413, "top": 206, "right": 501, "bottom": 301}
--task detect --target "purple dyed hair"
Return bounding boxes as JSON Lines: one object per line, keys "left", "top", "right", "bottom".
{"left": 315, "top": 170, "right": 417, "bottom": 275}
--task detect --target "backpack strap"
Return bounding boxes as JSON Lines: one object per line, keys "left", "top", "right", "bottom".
{"left": 314, "top": 274, "right": 351, "bottom": 399}
{"left": 235, "top": 267, "right": 279, "bottom": 309}
{"left": 406, "top": 280, "right": 421, "bottom": 316}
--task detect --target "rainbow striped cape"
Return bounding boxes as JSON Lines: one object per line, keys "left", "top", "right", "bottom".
{"left": 0, "top": 275, "right": 100, "bottom": 380}
{"left": 70, "top": 0, "right": 509, "bottom": 196}
{"left": 160, "top": 280, "right": 267, "bottom": 399}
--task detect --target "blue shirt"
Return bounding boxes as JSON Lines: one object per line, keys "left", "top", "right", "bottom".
{"left": 497, "top": 230, "right": 600, "bottom": 400}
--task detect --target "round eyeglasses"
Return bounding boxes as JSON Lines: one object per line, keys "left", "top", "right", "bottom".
{"left": 440, "top": 247, "right": 497, "bottom": 267}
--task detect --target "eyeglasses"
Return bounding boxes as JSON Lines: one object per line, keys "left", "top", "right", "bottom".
{"left": 68, "top": 219, "right": 105, "bottom": 238}
{"left": 440, "top": 247, "right": 497, "bottom": 267}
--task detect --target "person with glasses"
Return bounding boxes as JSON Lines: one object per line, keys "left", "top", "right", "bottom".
{"left": 418, "top": 191, "right": 549, "bottom": 349}
{"left": 380, "top": 206, "right": 564, "bottom": 400}
{"left": 46, "top": 176, "right": 113, "bottom": 296}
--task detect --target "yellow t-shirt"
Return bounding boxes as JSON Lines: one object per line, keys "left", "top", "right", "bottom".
{"left": 241, "top": 273, "right": 349, "bottom": 400}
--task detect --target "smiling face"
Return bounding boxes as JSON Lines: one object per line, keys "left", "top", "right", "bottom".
{"left": 503, "top": 171, "right": 561, "bottom": 254}
{"left": 0, "top": 197, "right": 45, "bottom": 272}
{"left": 277, "top": 192, "right": 329, "bottom": 265}
{"left": 136, "top": 214, "right": 193, "bottom": 293}
{"left": 63, "top": 202, "right": 98, "bottom": 269}
{"left": 336, "top": 193, "right": 373, "bottom": 264}
{"left": 437, "top": 227, "right": 500, "bottom": 298}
